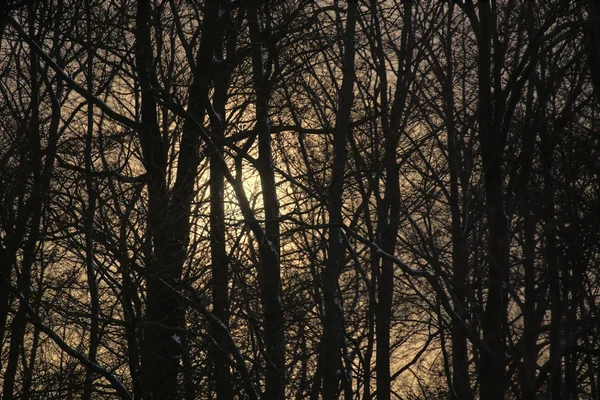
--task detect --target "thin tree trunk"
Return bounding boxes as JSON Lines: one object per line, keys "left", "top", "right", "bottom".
{"left": 209, "top": 5, "right": 236, "bottom": 399}
{"left": 448, "top": 137, "right": 472, "bottom": 400}
{"left": 322, "top": 2, "right": 358, "bottom": 399}
{"left": 21, "top": 323, "right": 40, "bottom": 400}
{"left": 362, "top": 253, "right": 376, "bottom": 400}
{"left": 541, "top": 122, "right": 563, "bottom": 400}
{"left": 247, "top": 3, "right": 286, "bottom": 399}
{"left": 367, "top": 2, "right": 412, "bottom": 398}
{"left": 439, "top": 6, "right": 474, "bottom": 399}
{"left": 564, "top": 277, "right": 579, "bottom": 400}
{"left": 119, "top": 226, "right": 142, "bottom": 400}
{"left": 521, "top": 201, "right": 538, "bottom": 399}
{"left": 82, "top": 0, "right": 100, "bottom": 396}
{"left": 585, "top": 0, "right": 600, "bottom": 104}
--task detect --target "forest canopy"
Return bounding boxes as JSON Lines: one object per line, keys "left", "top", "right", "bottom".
{"left": 1, "top": 1, "right": 600, "bottom": 399}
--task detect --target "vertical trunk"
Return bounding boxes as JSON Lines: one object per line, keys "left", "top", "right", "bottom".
{"left": 564, "top": 222, "right": 583, "bottom": 400}
{"left": 0, "top": 247, "right": 13, "bottom": 348}
{"left": 120, "top": 217, "right": 142, "bottom": 400}
{"left": 21, "top": 324, "right": 40, "bottom": 400}
{"left": 2, "top": 7, "right": 61, "bottom": 396}
{"left": 585, "top": 0, "right": 600, "bottom": 104}
{"left": 310, "top": 341, "right": 324, "bottom": 400}
{"left": 449, "top": 161, "right": 472, "bottom": 400}
{"left": 82, "top": 1, "right": 100, "bottom": 397}
{"left": 322, "top": 2, "right": 358, "bottom": 399}
{"left": 471, "top": 3, "right": 510, "bottom": 399}
{"left": 2, "top": 7, "right": 41, "bottom": 398}
{"left": 177, "top": 0, "right": 221, "bottom": 394}
{"left": 248, "top": 3, "right": 285, "bottom": 399}
{"left": 0, "top": 198, "right": 16, "bottom": 369}
{"left": 135, "top": 1, "right": 174, "bottom": 397}
{"left": 108, "top": 183, "right": 143, "bottom": 399}
{"left": 564, "top": 274, "right": 579, "bottom": 400}
{"left": 541, "top": 120, "right": 562, "bottom": 400}
{"left": 136, "top": 0, "right": 220, "bottom": 397}
{"left": 208, "top": 105, "right": 232, "bottom": 400}
{"left": 515, "top": 17, "right": 540, "bottom": 398}
{"left": 209, "top": 5, "right": 236, "bottom": 399}
{"left": 3, "top": 258, "right": 34, "bottom": 400}
{"left": 521, "top": 202, "right": 538, "bottom": 399}
{"left": 0, "top": 197, "right": 16, "bottom": 350}
{"left": 295, "top": 323, "right": 308, "bottom": 400}
{"left": 443, "top": 6, "right": 473, "bottom": 399}
{"left": 581, "top": 291, "right": 595, "bottom": 400}
{"left": 180, "top": 333, "right": 196, "bottom": 400}
{"left": 368, "top": 2, "right": 412, "bottom": 398}
{"left": 362, "top": 254, "right": 376, "bottom": 400}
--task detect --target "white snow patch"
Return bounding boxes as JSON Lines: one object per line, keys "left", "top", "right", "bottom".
{"left": 172, "top": 333, "right": 181, "bottom": 346}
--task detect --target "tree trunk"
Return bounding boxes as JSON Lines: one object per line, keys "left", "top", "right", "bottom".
{"left": 135, "top": 0, "right": 221, "bottom": 397}
{"left": 209, "top": 5, "right": 236, "bottom": 399}
{"left": 470, "top": 3, "right": 510, "bottom": 399}
{"left": 322, "top": 2, "right": 358, "bottom": 399}
{"left": 441, "top": 6, "right": 474, "bottom": 398}
{"left": 541, "top": 118, "right": 563, "bottom": 400}
{"left": 247, "top": 3, "right": 286, "bottom": 399}
{"left": 82, "top": 1, "right": 100, "bottom": 396}
{"left": 367, "top": 1, "right": 412, "bottom": 398}
{"left": 585, "top": 0, "right": 600, "bottom": 104}
{"left": 135, "top": 1, "right": 174, "bottom": 398}
{"left": 521, "top": 201, "right": 538, "bottom": 399}
{"left": 3, "top": 7, "right": 42, "bottom": 398}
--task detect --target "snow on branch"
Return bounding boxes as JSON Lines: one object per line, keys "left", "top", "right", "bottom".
{"left": 7, "top": 284, "right": 133, "bottom": 400}
{"left": 6, "top": 16, "right": 141, "bottom": 131}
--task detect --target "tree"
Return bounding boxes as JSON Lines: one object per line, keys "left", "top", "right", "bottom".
{"left": 1, "top": 1, "right": 599, "bottom": 399}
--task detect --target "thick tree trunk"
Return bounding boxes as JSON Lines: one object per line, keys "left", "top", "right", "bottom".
{"left": 472, "top": 3, "right": 510, "bottom": 399}
{"left": 135, "top": 2, "right": 174, "bottom": 398}
{"left": 3, "top": 8, "right": 43, "bottom": 398}
{"left": 135, "top": 0, "right": 220, "bottom": 397}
